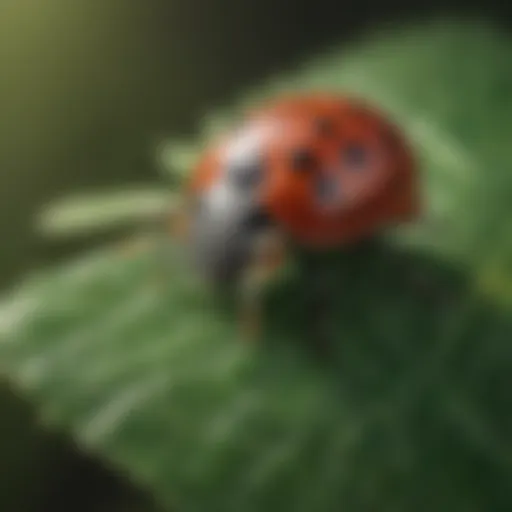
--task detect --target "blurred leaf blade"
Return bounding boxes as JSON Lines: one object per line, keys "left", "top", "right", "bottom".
{"left": 37, "top": 187, "right": 176, "bottom": 239}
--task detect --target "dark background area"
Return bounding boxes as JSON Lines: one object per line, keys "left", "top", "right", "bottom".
{"left": 0, "top": 0, "right": 510, "bottom": 510}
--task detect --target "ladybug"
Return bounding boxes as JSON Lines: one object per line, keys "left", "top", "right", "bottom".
{"left": 171, "top": 93, "right": 420, "bottom": 340}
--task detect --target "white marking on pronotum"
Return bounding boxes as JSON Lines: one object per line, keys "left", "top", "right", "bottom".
{"left": 206, "top": 182, "right": 240, "bottom": 217}
{"left": 223, "top": 117, "right": 282, "bottom": 166}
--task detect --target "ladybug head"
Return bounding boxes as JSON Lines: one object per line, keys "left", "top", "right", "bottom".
{"left": 186, "top": 120, "right": 278, "bottom": 285}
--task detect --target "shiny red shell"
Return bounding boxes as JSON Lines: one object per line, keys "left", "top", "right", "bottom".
{"left": 188, "top": 93, "right": 420, "bottom": 248}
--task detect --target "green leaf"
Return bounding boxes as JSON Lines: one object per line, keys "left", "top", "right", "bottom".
{"left": 37, "top": 187, "right": 177, "bottom": 239}
{"left": 1, "top": 238, "right": 511, "bottom": 512}
{"left": 2, "top": 19, "right": 512, "bottom": 512}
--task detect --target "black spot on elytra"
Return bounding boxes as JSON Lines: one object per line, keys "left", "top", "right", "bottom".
{"left": 291, "top": 147, "right": 317, "bottom": 173}
{"left": 341, "top": 143, "right": 369, "bottom": 170}
{"left": 315, "top": 175, "right": 340, "bottom": 203}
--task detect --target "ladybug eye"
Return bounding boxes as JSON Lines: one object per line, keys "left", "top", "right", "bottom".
{"left": 227, "top": 153, "right": 264, "bottom": 190}
{"left": 291, "top": 148, "right": 317, "bottom": 173}
{"left": 341, "top": 143, "right": 369, "bottom": 170}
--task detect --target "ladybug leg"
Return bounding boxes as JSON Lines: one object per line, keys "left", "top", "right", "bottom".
{"left": 237, "top": 229, "right": 288, "bottom": 342}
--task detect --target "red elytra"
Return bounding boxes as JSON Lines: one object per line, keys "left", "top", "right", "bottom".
{"left": 187, "top": 93, "right": 420, "bottom": 248}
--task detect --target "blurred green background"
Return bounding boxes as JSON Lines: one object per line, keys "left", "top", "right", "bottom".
{"left": 1, "top": 0, "right": 511, "bottom": 510}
